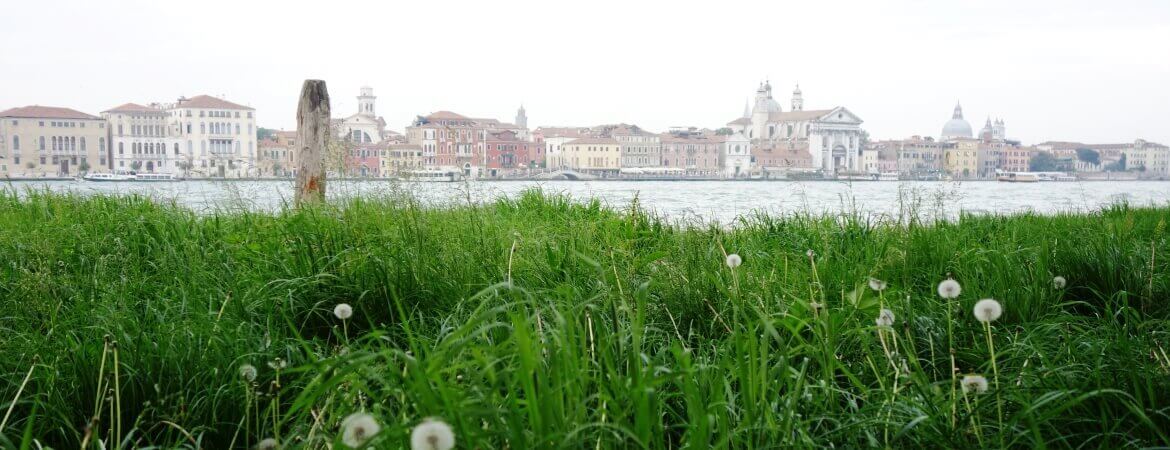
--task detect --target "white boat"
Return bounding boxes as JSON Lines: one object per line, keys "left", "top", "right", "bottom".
{"left": 997, "top": 172, "right": 1040, "bottom": 182}
{"left": 83, "top": 170, "right": 179, "bottom": 182}
{"left": 877, "top": 172, "right": 899, "bottom": 181}
{"left": 134, "top": 173, "right": 180, "bottom": 182}
{"left": 83, "top": 171, "right": 136, "bottom": 182}
{"left": 403, "top": 169, "right": 462, "bottom": 182}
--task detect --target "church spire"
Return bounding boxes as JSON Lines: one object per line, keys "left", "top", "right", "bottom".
{"left": 952, "top": 101, "right": 964, "bottom": 119}
{"left": 791, "top": 83, "right": 804, "bottom": 111}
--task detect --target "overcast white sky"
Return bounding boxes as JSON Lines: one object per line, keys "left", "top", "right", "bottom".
{"left": 1, "top": 0, "right": 1167, "bottom": 145}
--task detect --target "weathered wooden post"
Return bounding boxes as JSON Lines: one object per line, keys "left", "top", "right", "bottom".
{"left": 295, "top": 80, "right": 330, "bottom": 206}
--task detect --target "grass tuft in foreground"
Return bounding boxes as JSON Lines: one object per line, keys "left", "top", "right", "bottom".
{"left": 0, "top": 188, "right": 1168, "bottom": 449}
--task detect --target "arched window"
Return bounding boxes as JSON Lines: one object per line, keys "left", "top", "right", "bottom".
{"left": 200, "top": 140, "right": 206, "bottom": 155}
{"left": 80, "top": 138, "right": 86, "bottom": 151}
{"left": 11, "top": 136, "right": 18, "bottom": 150}
{"left": 118, "top": 142, "right": 124, "bottom": 154}
{"left": 235, "top": 124, "right": 240, "bottom": 135}
{"left": 200, "top": 123, "right": 206, "bottom": 134}
{"left": 174, "top": 143, "right": 180, "bottom": 155}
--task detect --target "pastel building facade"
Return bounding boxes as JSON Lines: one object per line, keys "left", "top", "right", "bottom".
{"left": 0, "top": 106, "right": 107, "bottom": 177}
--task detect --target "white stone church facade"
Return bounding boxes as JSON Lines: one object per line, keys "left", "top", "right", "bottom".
{"left": 727, "top": 81, "right": 865, "bottom": 174}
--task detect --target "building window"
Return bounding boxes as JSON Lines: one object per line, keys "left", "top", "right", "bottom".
{"left": 12, "top": 136, "right": 18, "bottom": 150}
{"left": 99, "top": 138, "right": 105, "bottom": 152}
{"left": 119, "top": 142, "right": 124, "bottom": 155}
{"left": 80, "top": 138, "right": 86, "bottom": 151}
{"left": 39, "top": 137, "right": 45, "bottom": 150}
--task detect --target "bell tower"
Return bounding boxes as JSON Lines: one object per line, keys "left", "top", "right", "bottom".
{"left": 357, "top": 86, "right": 376, "bottom": 116}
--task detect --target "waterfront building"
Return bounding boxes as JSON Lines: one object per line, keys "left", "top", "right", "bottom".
{"left": 998, "top": 144, "right": 1034, "bottom": 173}
{"left": 257, "top": 130, "right": 296, "bottom": 177}
{"left": 346, "top": 142, "right": 384, "bottom": 177}
{"left": 166, "top": 95, "right": 257, "bottom": 178}
{"left": 727, "top": 82, "right": 865, "bottom": 174}
{"left": 660, "top": 128, "right": 722, "bottom": 176}
{"left": 484, "top": 129, "right": 541, "bottom": 176}
{"left": 1122, "top": 139, "right": 1170, "bottom": 177}
{"left": 944, "top": 138, "right": 979, "bottom": 179}
{"left": 721, "top": 131, "right": 752, "bottom": 178}
{"left": 561, "top": 137, "right": 621, "bottom": 176}
{"left": 381, "top": 143, "right": 425, "bottom": 175}
{"left": 102, "top": 103, "right": 180, "bottom": 173}
{"left": 751, "top": 140, "right": 814, "bottom": 178}
{"left": 0, "top": 105, "right": 107, "bottom": 177}
{"left": 596, "top": 124, "right": 661, "bottom": 169}
{"left": 888, "top": 136, "right": 944, "bottom": 177}
{"left": 533, "top": 127, "right": 588, "bottom": 169}
{"left": 405, "top": 109, "right": 528, "bottom": 177}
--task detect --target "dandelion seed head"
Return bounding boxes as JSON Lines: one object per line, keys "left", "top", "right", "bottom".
{"left": 239, "top": 364, "right": 257, "bottom": 382}
{"left": 937, "top": 279, "right": 962, "bottom": 299}
{"left": 410, "top": 417, "right": 455, "bottom": 450}
{"left": 256, "top": 438, "right": 280, "bottom": 450}
{"left": 267, "top": 358, "right": 286, "bottom": 370}
{"left": 868, "top": 277, "right": 888, "bottom": 292}
{"left": 1052, "top": 276, "right": 1067, "bottom": 289}
{"left": 973, "top": 298, "right": 1003, "bottom": 323}
{"left": 334, "top": 303, "right": 354, "bottom": 320}
{"left": 725, "top": 253, "right": 742, "bottom": 269}
{"left": 961, "top": 374, "right": 989, "bottom": 394}
{"left": 806, "top": 249, "right": 816, "bottom": 258}
{"left": 341, "top": 412, "right": 380, "bottom": 448}
{"left": 875, "top": 308, "right": 895, "bottom": 328}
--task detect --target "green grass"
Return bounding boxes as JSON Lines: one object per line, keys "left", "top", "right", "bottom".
{"left": 0, "top": 187, "right": 1168, "bottom": 449}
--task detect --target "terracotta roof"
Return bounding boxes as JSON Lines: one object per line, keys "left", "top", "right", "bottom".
{"left": 274, "top": 130, "right": 297, "bottom": 138}
{"left": 565, "top": 137, "right": 620, "bottom": 145}
{"left": 0, "top": 105, "right": 100, "bottom": 120}
{"left": 726, "top": 117, "right": 752, "bottom": 126}
{"left": 535, "top": 127, "right": 588, "bottom": 138}
{"left": 427, "top": 111, "right": 470, "bottom": 120}
{"left": 176, "top": 95, "right": 253, "bottom": 110}
{"left": 103, "top": 102, "right": 164, "bottom": 114}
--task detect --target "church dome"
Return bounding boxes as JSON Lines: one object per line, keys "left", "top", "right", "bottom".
{"left": 941, "top": 102, "right": 972, "bottom": 139}
{"left": 763, "top": 98, "right": 782, "bottom": 113}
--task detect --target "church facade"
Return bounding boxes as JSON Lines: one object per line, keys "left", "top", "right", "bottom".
{"left": 727, "top": 81, "right": 865, "bottom": 174}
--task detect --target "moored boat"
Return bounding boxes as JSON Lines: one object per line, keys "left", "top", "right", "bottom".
{"left": 82, "top": 170, "right": 179, "bottom": 182}
{"left": 997, "top": 172, "right": 1040, "bottom": 182}
{"left": 403, "top": 169, "right": 462, "bottom": 182}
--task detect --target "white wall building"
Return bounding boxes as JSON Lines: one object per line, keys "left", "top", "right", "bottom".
{"left": 721, "top": 131, "right": 751, "bottom": 177}
{"left": 102, "top": 103, "right": 180, "bottom": 173}
{"left": 337, "top": 86, "right": 391, "bottom": 143}
{"left": 166, "top": 95, "right": 256, "bottom": 177}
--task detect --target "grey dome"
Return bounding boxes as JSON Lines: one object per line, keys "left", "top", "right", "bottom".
{"left": 941, "top": 102, "right": 973, "bottom": 139}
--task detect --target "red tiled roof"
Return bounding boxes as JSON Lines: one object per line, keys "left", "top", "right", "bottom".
{"left": 0, "top": 105, "right": 100, "bottom": 120}
{"left": 427, "top": 111, "right": 470, "bottom": 120}
{"left": 177, "top": 95, "right": 253, "bottom": 110}
{"left": 102, "top": 103, "right": 163, "bottom": 114}
{"left": 565, "top": 137, "right": 620, "bottom": 145}
{"left": 726, "top": 117, "right": 752, "bottom": 126}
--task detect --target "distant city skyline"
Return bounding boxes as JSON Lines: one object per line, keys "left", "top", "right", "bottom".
{"left": 1, "top": 0, "right": 1167, "bottom": 145}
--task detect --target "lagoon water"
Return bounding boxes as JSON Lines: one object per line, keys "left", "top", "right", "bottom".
{"left": 7, "top": 179, "right": 1170, "bottom": 223}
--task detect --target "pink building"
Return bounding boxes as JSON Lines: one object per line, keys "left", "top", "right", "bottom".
{"left": 660, "top": 129, "right": 723, "bottom": 176}
{"left": 484, "top": 129, "right": 541, "bottom": 176}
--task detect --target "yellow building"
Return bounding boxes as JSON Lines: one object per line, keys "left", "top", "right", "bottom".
{"left": 0, "top": 106, "right": 108, "bottom": 177}
{"left": 382, "top": 143, "right": 425, "bottom": 176}
{"left": 562, "top": 137, "right": 621, "bottom": 175}
{"left": 944, "top": 138, "right": 979, "bottom": 179}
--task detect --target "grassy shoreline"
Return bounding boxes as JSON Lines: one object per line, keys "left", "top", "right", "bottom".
{"left": 1, "top": 189, "right": 1168, "bottom": 448}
